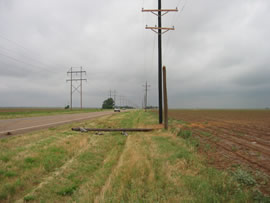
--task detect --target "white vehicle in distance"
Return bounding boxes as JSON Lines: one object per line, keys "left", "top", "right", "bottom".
{"left": 114, "top": 107, "right": 120, "bottom": 112}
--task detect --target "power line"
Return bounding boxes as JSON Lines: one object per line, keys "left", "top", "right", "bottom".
{"left": 0, "top": 32, "right": 63, "bottom": 71}
{"left": 0, "top": 51, "right": 58, "bottom": 74}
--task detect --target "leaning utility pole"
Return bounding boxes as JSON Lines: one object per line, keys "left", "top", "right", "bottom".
{"left": 143, "top": 81, "right": 151, "bottom": 111}
{"left": 67, "top": 67, "right": 87, "bottom": 110}
{"left": 142, "top": 3, "right": 177, "bottom": 124}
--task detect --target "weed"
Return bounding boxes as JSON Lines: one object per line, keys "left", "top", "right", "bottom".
{"left": 252, "top": 190, "right": 270, "bottom": 202}
{"left": 56, "top": 184, "right": 78, "bottom": 196}
{"left": 177, "top": 130, "right": 192, "bottom": 139}
{"left": 24, "top": 157, "right": 37, "bottom": 164}
{"left": 0, "top": 155, "right": 10, "bottom": 163}
{"left": 24, "top": 195, "right": 36, "bottom": 201}
{"left": 4, "top": 170, "right": 17, "bottom": 178}
{"left": 23, "top": 157, "right": 39, "bottom": 169}
{"left": 254, "top": 171, "right": 269, "bottom": 185}
{"left": 232, "top": 168, "right": 256, "bottom": 186}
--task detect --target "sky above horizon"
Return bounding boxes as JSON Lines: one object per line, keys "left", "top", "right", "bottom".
{"left": 0, "top": 0, "right": 269, "bottom": 109}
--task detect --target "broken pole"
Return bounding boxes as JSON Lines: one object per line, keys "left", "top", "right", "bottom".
{"left": 163, "top": 66, "right": 168, "bottom": 130}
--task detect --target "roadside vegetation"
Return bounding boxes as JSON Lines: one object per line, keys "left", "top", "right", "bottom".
{"left": 0, "top": 110, "right": 265, "bottom": 202}
{"left": 0, "top": 108, "right": 103, "bottom": 119}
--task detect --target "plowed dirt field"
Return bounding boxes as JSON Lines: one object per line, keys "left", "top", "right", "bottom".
{"left": 168, "top": 109, "right": 270, "bottom": 194}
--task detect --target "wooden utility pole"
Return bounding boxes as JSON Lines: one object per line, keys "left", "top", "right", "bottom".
{"left": 142, "top": 3, "right": 177, "bottom": 124}
{"left": 163, "top": 66, "right": 168, "bottom": 130}
{"left": 67, "top": 67, "right": 87, "bottom": 110}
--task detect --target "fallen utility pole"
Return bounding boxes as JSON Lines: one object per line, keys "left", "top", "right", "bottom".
{"left": 72, "top": 128, "right": 154, "bottom": 132}
{"left": 142, "top": 2, "right": 177, "bottom": 124}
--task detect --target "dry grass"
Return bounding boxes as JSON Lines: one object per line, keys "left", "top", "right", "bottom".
{"left": 0, "top": 110, "right": 257, "bottom": 202}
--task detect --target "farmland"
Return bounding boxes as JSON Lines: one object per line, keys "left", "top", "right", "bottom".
{"left": 0, "top": 110, "right": 262, "bottom": 202}
{"left": 167, "top": 109, "right": 270, "bottom": 195}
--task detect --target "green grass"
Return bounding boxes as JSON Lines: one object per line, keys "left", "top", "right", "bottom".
{"left": 0, "top": 108, "right": 103, "bottom": 119}
{"left": 0, "top": 110, "right": 268, "bottom": 202}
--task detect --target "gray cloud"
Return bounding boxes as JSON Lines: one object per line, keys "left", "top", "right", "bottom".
{"left": 0, "top": 0, "right": 269, "bottom": 108}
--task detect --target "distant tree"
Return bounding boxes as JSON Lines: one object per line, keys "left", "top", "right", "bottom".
{"left": 102, "top": 98, "right": 114, "bottom": 109}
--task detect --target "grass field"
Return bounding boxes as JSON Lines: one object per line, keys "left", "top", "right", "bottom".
{"left": 0, "top": 108, "right": 103, "bottom": 119}
{"left": 0, "top": 110, "right": 265, "bottom": 202}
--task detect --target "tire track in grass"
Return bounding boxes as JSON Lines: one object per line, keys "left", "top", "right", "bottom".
{"left": 94, "top": 112, "right": 149, "bottom": 202}
{"left": 94, "top": 135, "right": 129, "bottom": 203}
{"left": 0, "top": 131, "right": 94, "bottom": 202}
{"left": 15, "top": 136, "right": 96, "bottom": 203}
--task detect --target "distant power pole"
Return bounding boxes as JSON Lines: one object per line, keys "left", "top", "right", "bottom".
{"left": 142, "top": 2, "right": 178, "bottom": 123}
{"left": 143, "top": 81, "right": 151, "bottom": 111}
{"left": 119, "top": 96, "right": 124, "bottom": 108}
{"left": 109, "top": 90, "right": 117, "bottom": 107}
{"left": 66, "top": 67, "right": 87, "bottom": 110}
{"left": 109, "top": 90, "right": 112, "bottom": 98}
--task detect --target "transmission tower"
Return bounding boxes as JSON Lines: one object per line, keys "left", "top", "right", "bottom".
{"left": 143, "top": 81, "right": 151, "bottom": 111}
{"left": 142, "top": 2, "right": 178, "bottom": 123}
{"left": 108, "top": 89, "right": 117, "bottom": 107}
{"left": 66, "top": 67, "right": 87, "bottom": 110}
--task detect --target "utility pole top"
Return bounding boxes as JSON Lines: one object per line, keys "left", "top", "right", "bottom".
{"left": 142, "top": 8, "right": 178, "bottom": 16}
{"left": 142, "top": 0, "right": 177, "bottom": 124}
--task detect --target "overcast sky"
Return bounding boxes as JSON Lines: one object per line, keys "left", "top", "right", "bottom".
{"left": 0, "top": 0, "right": 269, "bottom": 108}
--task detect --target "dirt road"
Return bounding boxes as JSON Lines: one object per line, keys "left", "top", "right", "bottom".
{"left": 0, "top": 111, "right": 114, "bottom": 137}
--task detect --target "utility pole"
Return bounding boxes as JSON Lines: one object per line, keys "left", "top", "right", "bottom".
{"left": 143, "top": 81, "right": 151, "bottom": 111}
{"left": 142, "top": 3, "right": 177, "bottom": 124}
{"left": 67, "top": 67, "right": 87, "bottom": 110}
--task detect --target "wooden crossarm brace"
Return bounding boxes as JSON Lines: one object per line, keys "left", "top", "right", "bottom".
{"left": 145, "top": 26, "right": 175, "bottom": 34}
{"left": 142, "top": 8, "right": 178, "bottom": 16}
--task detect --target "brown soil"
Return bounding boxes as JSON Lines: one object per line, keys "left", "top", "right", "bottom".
{"left": 168, "top": 109, "right": 270, "bottom": 194}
